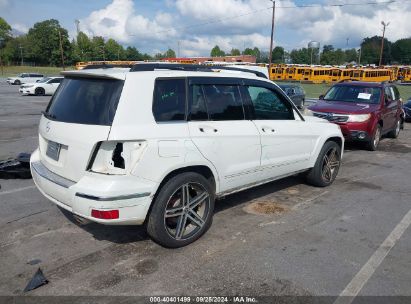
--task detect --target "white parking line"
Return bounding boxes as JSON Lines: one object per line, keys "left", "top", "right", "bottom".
{"left": 0, "top": 117, "right": 40, "bottom": 122}
{"left": 0, "top": 136, "right": 37, "bottom": 142}
{"left": 333, "top": 208, "right": 411, "bottom": 304}
{"left": 0, "top": 185, "right": 36, "bottom": 196}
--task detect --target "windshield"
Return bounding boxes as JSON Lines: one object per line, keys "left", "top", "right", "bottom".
{"left": 324, "top": 85, "right": 381, "bottom": 104}
{"left": 38, "top": 77, "right": 52, "bottom": 83}
{"left": 45, "top": 77, "right": 124, "bottom": 125}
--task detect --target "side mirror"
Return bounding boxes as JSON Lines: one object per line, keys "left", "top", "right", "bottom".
{"left": 319, "top": 95, "right": 324, "bottom": 100}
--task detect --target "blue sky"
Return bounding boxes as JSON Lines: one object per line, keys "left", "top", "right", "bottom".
{"left": 1, "top": 0, "right": 410, "bottom": 56}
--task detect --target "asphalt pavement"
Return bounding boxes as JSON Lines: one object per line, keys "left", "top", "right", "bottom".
{"left": 0, "top": 81, "right": 410, "bottom": 302}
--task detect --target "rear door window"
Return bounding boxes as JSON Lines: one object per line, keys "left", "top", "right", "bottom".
{"left": 201, "top": 84, "right": 244, "bottom": 121}
{"left": 153, "top": 79, "right": 186, "bottom": 122}
{"left": 45, "top": 77, "right": 124, "bottom": 125}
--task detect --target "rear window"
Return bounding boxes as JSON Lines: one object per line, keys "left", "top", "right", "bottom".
{"left": 45, "top": 77, "right": 124, "bottom": 125}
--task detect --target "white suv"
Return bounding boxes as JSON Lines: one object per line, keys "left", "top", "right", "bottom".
{"left": 30, "top": 64, "right": 344, "bottom": 248}
{"left": 6, "top": 73, "right": 44, "bottom": 85}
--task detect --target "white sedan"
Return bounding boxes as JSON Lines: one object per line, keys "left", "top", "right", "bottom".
{"left": 19, "top": 77, "right": 63, "bottom": 96}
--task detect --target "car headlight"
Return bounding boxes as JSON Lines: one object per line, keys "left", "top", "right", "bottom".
{"left": 347, "top": 114, "right": 371, "bottom": 122}
{"left": 23, "top": 85, "right": 34, "bottom": 88}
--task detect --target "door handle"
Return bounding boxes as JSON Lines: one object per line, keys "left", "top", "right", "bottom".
{"left": 261, "top": 126, "right": 275, "bottom": 133}
{"left": 199, "top": 126, "right": 218, "bottom": 133}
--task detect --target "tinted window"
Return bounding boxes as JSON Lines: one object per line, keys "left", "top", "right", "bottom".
{"left": 45, "top": 77, "right": 124, "bottom": 125}
{"left": 49, "top": 78, "right": 62, "bottom": 84}
{"left": 384, "top": 87, "right": 394, "bottom": 102}
{"left": 245, "top": 86, "right": 294, "bottom": 120}
{"left": 153, "top": 79, "right": 186, "bottom": 122}
{"left": 38, "top": 77, "right": 51, "bottom": 83}
{"left": 391, "top": 86, "right": 400, "bottom": 100}
{"left": 324, "top": 85, "right": 381, "bottom": 104}
{"left": 201, "top": 84, "right": 244, "bottom": 121}
{"left": 189, "top": 85, "right": 208, "bottom": 121}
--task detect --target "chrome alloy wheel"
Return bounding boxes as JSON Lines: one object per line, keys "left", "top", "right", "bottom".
{"left": 321, "top": 147, "right": 340, "bottom": 183}
{"left": 163, "top": 183, "right": 210, "bottom": 240}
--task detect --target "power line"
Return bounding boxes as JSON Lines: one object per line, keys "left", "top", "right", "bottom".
{"left": 127, "top": 0, "right": 410, "bottom": 37}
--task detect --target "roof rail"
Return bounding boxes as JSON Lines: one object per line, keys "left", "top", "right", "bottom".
{"left": 82, "top": 63, "right": 133, "bottom": 70}
{"left": 129, "top": 63, "right": 268, "bottom": 79}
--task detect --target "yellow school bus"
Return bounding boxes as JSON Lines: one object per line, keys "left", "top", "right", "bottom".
{"left": 402, "top": 68, "right": 411, "bottom": 82}
{"left": 283, "top": 67, "right": 305, "bottom": 81}
{"left": 270, "top": 66, "right": 286, "bottom": 80}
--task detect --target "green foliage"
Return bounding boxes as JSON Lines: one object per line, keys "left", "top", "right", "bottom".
{"left": 392, "top": 38, "right": 411, "bottom": 64}
{"left": 230, "top": 48, "right": 241, "bottom": 56}
{"left": 0, "top": 17, "right": 12, "bottom": 41}
{"left": 210, "top": 45, "right": 225, "bottom": 57}
{"left": 242, "top": 47, "right": 261, "bottom": 61}
{"left": 271, "top": 46, "right": 284, "bottom": 63}
{"left": 25, "top": 19, "right": 72, "bottom": 66}
{"left": 360, "top": 36, "right": 391, "bottom": 65}
{"left": 290, "top": 48, "right": 311, "bottom": 64}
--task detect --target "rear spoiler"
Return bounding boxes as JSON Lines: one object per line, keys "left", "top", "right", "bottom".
{"left": 60, "top": 70, "right": 128, "bottom": 80}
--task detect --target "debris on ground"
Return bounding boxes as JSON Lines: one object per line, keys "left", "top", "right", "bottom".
{"left": 243, "top": 201, "right": 290, "bottom": 215}
{"left": 23, "top": 268, "right": 48, "bottom": 292}
{"left": 0, "top": 152, "right": 31, "bottom": 179}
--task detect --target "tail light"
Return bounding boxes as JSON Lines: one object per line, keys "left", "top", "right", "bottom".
{"left": 88, "top": 141, "right": 147, "bottom": 175}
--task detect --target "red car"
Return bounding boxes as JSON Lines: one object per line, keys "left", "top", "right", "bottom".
{"left": 307, "top": 81, "right": 403, "bottom": 150}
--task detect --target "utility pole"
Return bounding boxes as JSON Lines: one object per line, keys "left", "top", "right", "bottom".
{"left": 177, "top": 40, "right": 180, "bottom": 58}
{"left": 75, "top": 19, "right": 80, "bottom": 37}
{"left": 358, "top": 47, "right": 362, "bottom": 65}
{"left": 268, "top": 0, "right": 276, "bottom": 67}
{"left": 0, "top": 38, "right": 4, "bottom": 75}
{"left": 58, "top": 29, "right": 65, "bottom": 70}
{"left": 379, "top": 21, "right": 389, "bottom": 66}
{"left": 19, "top": 45, "right": 24, "bottom": 66}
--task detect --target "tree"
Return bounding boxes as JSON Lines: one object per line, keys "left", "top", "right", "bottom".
{"left": 360, "top": 36, "right": 392, "bottom": 65}
{"left": 210, "top": 45, "right": 225, "bottom": 57}
{"left": 164, "top": 48, "right": 176, "bottom": 58}
{"left": 91, "top": 36, "right": 106, "bottom": 60}
{"left": 392, "top": 38, "right": 411, "bottom": 64}
{"left": 0, "top": 17, "right": 12, "bottom": 40}
{"left": 105, "top": 38, "right": 123, "bottom": 60}
{"left": 230, "top": 48, "right": 241, "bottom": 56}
{"left": 242, "top": 47, "right": 261, "bottom": 61}
{"left": 26, "top": 19, "right": 72, "bottom": 66}
{"left": 322, "top": 45, "right": 334, "bottom": 53}
{"left": 271, "top": 46, "right": 284, "bottom": 63}
{"left": 290, "top": 48, "right": 310, "bottom": 64}
{"left": 344, "top": 48, "right": 358, "bottom": 63}
{"left": 73, "top": 32, "right": 94, "bottom": 61}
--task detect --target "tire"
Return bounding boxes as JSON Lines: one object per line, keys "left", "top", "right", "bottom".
{"left": 306, "top": 141, "right": 341, "bottom": 187}
{"left": 387, "top": 119, "right": 401, "bottom": 138}
{"left": 14, "top": 80, "right": 21, "bottom": 85}
{"left": 35, "top": 87, "right": 45, "bottom": 96}
{"left": 147, "top": 172, "right": 215, "bottom": 248}
{"left": 366, "top": 124, "right": 382, "bottom": 151}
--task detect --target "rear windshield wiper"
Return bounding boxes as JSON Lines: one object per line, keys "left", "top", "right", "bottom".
{"left": 41, "top": 111, "right": 56, "bottom": 120}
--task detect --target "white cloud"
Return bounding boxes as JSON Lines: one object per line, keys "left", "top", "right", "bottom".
{"left": 11, "top": 23, "right": 29, "bottom": 34}
{"left": 79, "top": 0, "right": 411, "bottom": 55}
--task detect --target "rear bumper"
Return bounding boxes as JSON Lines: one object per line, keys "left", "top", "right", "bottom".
{"left": 30, "top": 149, "right": 157, "bottom": 225}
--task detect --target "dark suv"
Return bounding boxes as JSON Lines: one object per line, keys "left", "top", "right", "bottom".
{"left": 307, "top": 81, "right": 403, "bottom": 150}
